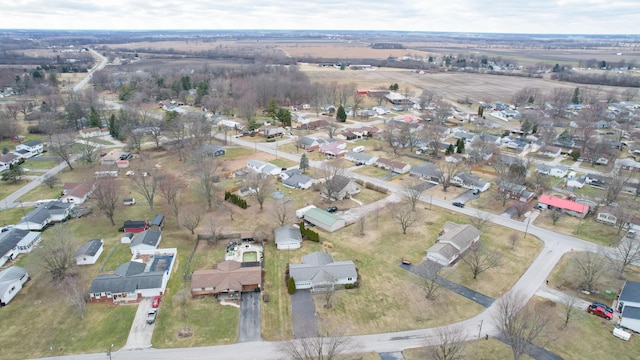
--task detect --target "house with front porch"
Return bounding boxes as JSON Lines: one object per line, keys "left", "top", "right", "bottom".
{"left": 13, "top": 140, "right": 43, "bottom": 158}
{"left": 289, "top": 252, "right": 357, "bottom": 291}
{"left": 190, "top": 260, "right": 262, "bottom": 299}
{"left": 451, "top": 173, "right": 491, "bottom": 192}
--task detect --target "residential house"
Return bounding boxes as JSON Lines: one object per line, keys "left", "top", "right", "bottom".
{"left": 202, "top": 144, "right": 226, "bottom": 157}
{"left": 0, "top": 228, "right": 41, "bottom": 267}
{"left": 100, "top": 149, "right": 124, "bottom": 165}
{"left": 298, "top": 136, "right": 322, "bottom": 150}
{"left": 426, "top": 222, "right": 482, "bottom": 266}
{"left": 538, "top": 145, "right": 562, "bottom": 158}
{"left": 451, "top": 173, "right": 491, "bottom": 192}
{"left": 319, "top": 142, "right": 347, "bottom": 157}
{"left": 344, "top": 151, "right": 378, "bottom": 165}
{"left": 0, "top": 153, "right": 20, "bottom": 172}
{"left": 616, "top": 158, "right": 640, "bottom": 172}
{"left": 498, "top": 181, "right": 535, "bottom": 202}
{"left": 261, "top": 163, "right": 282, "bottom": 176}
{"left": 322, "top": 175, "right": 360, "bottom": 201}
{"left": 567, "top": 176, "right": 586, "bottom": 189}
{"left": 376, "top": 158, "right": 410, "bottom": 174}
{"left": 618, "top": 281, "right": 640, "bottom": 333}
{"left": 42, "top": 201, "right": 73, "bottom": 223}
{"left": 283, "top": 173, "right": 314, "bottom": 190}
{"left": 348, "top": 126, "right": 380, "bottom": 139}
{"left": 535, "top": 164, "right": 569, "bottom": 178}
{"left": 130, "top": 229, "right": 162, "bottom": 255}
{"left": 123, "top": 220, "right": 148, "bottom": 233}
{"left": 247, "top": 159, "right": 267, "bottom": 172}
{"left": 190, "top": 260, "right": 261, "bottom": 299}
{"left": 453, "top": 131, "right": 477, "bottom": 144}
{"left": 538, "top": 194, "right": 589, "bottom": 218}
{"left": 13, "top": 207, "right": 50, "bottom": 231}
{"left": 263, "top": 127, "right": 285, "bottom": 138}
{"left": 410, "top": 163, "right": 442, "bottom": 184}
{"left": 303, "top": 208, "right": 346, "bottom": 233}
{"left": 13, "top": 140, "right": 43, "bottom": 158}
{"left": 585, "top": 174, "right": 608, "bottom": 188}
{"left": 289, "top": 252, "right": 357, "bottom": 291}
{"left": 274, "top": 225, "right": 303, "bottom": 250}
{"left": 75, "top": 238, "right": 105, "bottom": 265}
{"left": 89, "top": 251, "right": 176, "bottom": 304}
{"left": 279, "top": 168, "right": 302, "bottom": 181}
{"left": 303, "top": 119, "right": 331, "bottom": 131}
{"left": 79, "top": 127, "right": 109, "bottom": 138}
{"left": 0, "top": 266, "right": 29, "bottom": 306}
{"left": 596, "top": 207, "right": 640, "bottom": 231}
{"left": 60, "top": 182, "right": 94, "bottom": 205}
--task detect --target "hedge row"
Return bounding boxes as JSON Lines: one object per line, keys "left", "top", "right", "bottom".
{"left": 224, "top": 191, "right": 248, "bottom": 209}
{"left": 354, "top": 179, "right": 389, "bottom": 194}
{"left": 299, "top": 221, "right": 320, "bottom": 242}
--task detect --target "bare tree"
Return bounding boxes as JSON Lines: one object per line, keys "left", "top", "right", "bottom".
{"left": 195, "top": 157, "right": 222, "bottom": 210}
{"left": 126, "top": 127, "right": 144, "bottom": 153}
{"left": 60, "top": 275, "right": 88, "bottom": 320}
{"left": 462, "top": 242, "right": 498, "bottom": 280}
{"left": 157, "top": 173, "right": 185, "bottom": 228}
{"left": 573, "top": 251, "right": 607, "bottom": 292}
{"left": 562, "top": 293, "right": 577, "bottom": 327}
{"left": 34, "top": 224, "right": 78, "bottom": 282}
{"left": 494, "top": 290, "right": 550, "bottom": 360}
{"left": 207, "top": 212, "right": 224, "bottom": 246}
{"left": 279, "top": 332, "right": 353, "bottom": 360}
{"left": 357, "top": 217, "right": 366, "bottom": 236}
{"left": 435, "top": 160, "right": 465, "bottom": 192}
{"left": 129, "top": 170, "right": 158, "bottom": 211}
{"left": 249, "top": 173, "right": 273, "bottom": 210}
{"left": 321, "top": 159, "right": 348, "bottom": 202}
{"left": 323, "top": 286, "right": 336, "bottom": 309}
{"left": 164, "top": 114, "right": 190, "bottom": 161}
{"left": 48, "top": 132, "right": 76, "bottom": 170}
{"left": 182, "top": 206, "right": 203, "bottom": 234}
{"left": 605, "top": 171, "right": 630, "bottom": 205}
{"left": 610, "top": 235, "right": 640, "bottom": 275}
{"left": 473, "top": 211, "right": 491, "bottom": 231}
{"left": 273, "top": 199, "right": 294, "bottom": 227}
{"left": 404, "top": 180, "right": 425, "bottom": 211}
{"left": 391, "top": 205, "right": 418, "bottom": 235}
{"left": 42, "top": 175, "right": 59, "bottom": 189}
{"left": 432, "top": 100, "right": 452, "bottom": 125}
{"left": 549, "top": 209, "right": 563, "bottom": 225}
{"left": 510, "top": 232, "right": 519, "bottom": 249}
{"left": 424, "top": 325, "right": 467, "bottom": 360}
{"left": 172, "top": 287, "right": 191, "bottom": 319}
{"left": 91, "top": 177, "right": 120, "bottom": 226}
{"left": 148, "top": 118, "right": 165, "bottom": 149}
{"left": 77, "top": 141, "right": 100, "bottom": 165}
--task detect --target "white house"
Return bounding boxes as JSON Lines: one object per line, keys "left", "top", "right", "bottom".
{"left": 344, "top": 151, "right": 378, "bottom": 165}
{"left": 535, "top": 164, "right": 569, "bottom": 178}
{"left": 451, "top": 173, "right": 491, "bottom": 192}
{"left": 282, "top": 173, "right": 314, "bottom": 190}
{"left": 130, "top": 229, "right": 162, "bottom": 255}
{"left": 289, "top": 252, "right": 357, "bottom": 291}
{"left": 538, "top": 145, "right": 562, "bottom": 158}
{"left": 376, "top": 158, "right": 411, "bottom": 174}
{"left": 74, "top": 238, "right": 105, "bottom": 265}
{"left": 0, "top": 266, "right": 29, "bottom": 306}
{"left": 618, "top": 281, "right": 640, "bottom": 333}
{"left": 426, "top": 222, "right": 482, "bottom": 266}
{"left": 274, "top": 225, "right": 302, "bottom": 250}
{"left": 567, "top": 176, "right": 586, "bottom": 189}
{"left": 60, "top": 182, "right": 94, "bottom": 205}
{"left": 14, "top": 207, "right": 50, "bottom": 231}
{"left": 13, "top": 140, "right": 43, "bottom": 158}
{"left": 79, "top": 127, "right": 109, "bottom": 138}
{"left": 0, "top": 153, "right": 20, "bottom": 172}
{"left": 322, "top": 175, "right": 361, "bottom": 201}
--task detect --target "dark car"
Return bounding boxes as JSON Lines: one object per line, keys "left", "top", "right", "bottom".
{"left": 587, "top": 304, "right": 613, "bottom": 320}
{"left": 326, "top": 206, "right": 338, "bottom": 213}
{"left": 452, "top": 202, "right": 465, "bottom": 208}
{"left": 591, "top": 302, "right": 614, "bottom": 314}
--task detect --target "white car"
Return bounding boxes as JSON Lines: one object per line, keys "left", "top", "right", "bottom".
{"left": 125, "top": 170, "right": 135, "bottom": 176}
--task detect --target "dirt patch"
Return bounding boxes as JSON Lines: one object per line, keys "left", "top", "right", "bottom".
{"left": 177, "top": 327, "right": 194, "bottom": 338}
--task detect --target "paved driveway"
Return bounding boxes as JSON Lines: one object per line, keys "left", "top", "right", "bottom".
{"left": 291, "top": 290, "right": 317, "bottom": 339}
{"left": 123, "top": 297, "right": 154, "bottom": 349}
{"left": 238, "top": 291, "right": 261, "bottom": 342}
{"left": 452, "top": 189, "right": 478, "bottom": 204}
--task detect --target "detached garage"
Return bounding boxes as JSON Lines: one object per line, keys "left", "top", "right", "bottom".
{"left": 618, "top": 281, "right": 640, "bottom": 333}
{"left": 303, "top": 208, "right": 346, "bottom": 233}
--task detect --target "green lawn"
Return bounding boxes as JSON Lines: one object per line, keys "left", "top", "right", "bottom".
{"left": 0, "top": 207, "right": 25, "bottom": 226}
{"left": 353, "top": 165, "right": 391, "bottom": 178}
{"left": 534, "top": 211, "right": 621, "bottom": 246}
{"left": 24, "top": 159, "right": 60, "bottom": 170}
{"left": 17, "top": 183, "right": 62, "bottom": 202}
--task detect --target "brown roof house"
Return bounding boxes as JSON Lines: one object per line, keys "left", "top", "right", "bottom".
{"left": 426, "top": 222, "right": 482, "bottom": 266}
{"left": 322, "top": 175, "right": 360, "bottom": 201}
{"left": 190, "top": 260, "right": 262, "bottom": 300}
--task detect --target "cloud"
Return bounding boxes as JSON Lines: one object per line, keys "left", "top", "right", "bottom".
{"left": 1, "top": 0, "right": 638, "bottom": 34}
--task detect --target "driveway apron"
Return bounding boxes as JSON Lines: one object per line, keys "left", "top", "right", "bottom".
{"left": 291, "top": 290, "right": 318, "bottom": 338}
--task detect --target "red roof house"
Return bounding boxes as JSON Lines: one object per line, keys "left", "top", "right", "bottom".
{"left": 538, "top": 194, "right": 589, "bottom": 218}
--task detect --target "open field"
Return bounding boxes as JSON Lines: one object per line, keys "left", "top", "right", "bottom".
{"left": 534, "top": 210, "right": 621, "bottom": 246}
{"left": 299, "top": 64, "right": 625, "bottom": 105}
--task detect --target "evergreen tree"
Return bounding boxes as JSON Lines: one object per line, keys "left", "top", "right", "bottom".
{"left": 108, "top": 113, "right": 120, "bottom": 138}
{"left": 266, "top": 99, "right": 279, "bottom": 118}
{"left": 456, "top": 139, "right": 465, "bottom": 153}
{"left": 336, "top": 105, "right": 347, "bottom": 122}
{"left": 88, "top": 106, "right": 101, "bottom": 127}
{"left": 446, "top": 144, "right": 455, "bottom": 155}
{"left": 572, "top": 87, "right": 581, "bottom": 104}
{"left": 478, "top": 106, "right": 484, "bottom": 117}
{"left": 276, "top": 108, "right": 291, "bottom": 127}
{"left": 300, "top": 153, "right": 309, "bottom": 173}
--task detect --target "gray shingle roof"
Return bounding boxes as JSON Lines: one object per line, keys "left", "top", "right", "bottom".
{"left": 345, "top": 151, "right": 374, "bottom": 162}
{"left": 74, "top": 239, "right": 103, "bottom": 258}
{"left": 274, "top": 225, "right": 302, "bottom": 245}
{"left": 0, "top": 266, "right": 28, "bottom": 296}
{"left": 302, "top": 252, "right": 334, "bottom": 266}
{"left": 283, "top": 173, "right": 312, "bottom": 188}
{"left": 21, "top": 207, "right": 50, "bottom": 224}
{"left": 620, "top": 281, "right": 640, "bottom": 303}
{"left": 89, "top": 268, "right": 163, "bottom": 294}
{"left": 131, "top": 229, "right": 161, "bottom": 248}
{"left": 0, "top": 228, "right": 29, "bottom": 257}
{"left": 289, "top": 260, "right": 357, "bottom": 286}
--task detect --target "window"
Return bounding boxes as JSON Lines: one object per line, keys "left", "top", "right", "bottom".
{"left": 347, "top": 278, "right": 352, "bottom": 281}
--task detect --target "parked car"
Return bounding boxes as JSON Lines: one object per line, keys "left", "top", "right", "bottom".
{"left": 119, "top": 151, "right": 132, "bottom": 160}
{"left": 591, "top": 302, "right": 614, "bottom": 314}
{"left": 452, "top": 202, "right": 465, "bottom": 208}
{"left": 146, "top": 309, "right": 158, "bottom": 324}
{"left": 306, "top": 148, "right": 314, "bottom": 153}
{"left": 123, "top": 198, "right": 136, "bottom": 206}
{"left": 152, "top": 295, "right": 161, "bottom": 308}
{"left": 326, "top": 206, "right": 338, "bottom": 213}
{"left": 587, "top": 304, "right": 613, "bottom": 320}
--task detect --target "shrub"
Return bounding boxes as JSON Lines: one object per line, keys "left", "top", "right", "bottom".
{"left": 344, "top": 284, "right": 354, "bottom": 289}
{"left": 287, "top": 277, "right": 296, "bottom": 295}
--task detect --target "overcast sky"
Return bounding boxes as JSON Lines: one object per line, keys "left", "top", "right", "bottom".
{"left": 2, "top": 0, "right": 638, "bottom": 34}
